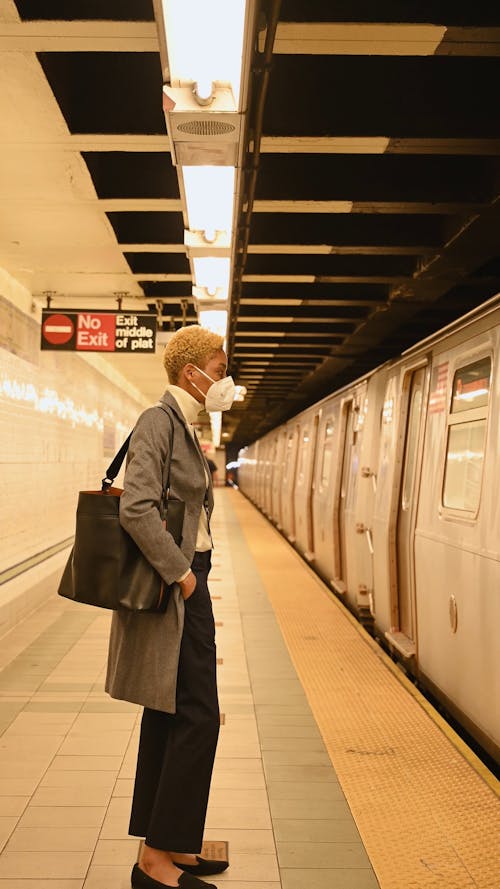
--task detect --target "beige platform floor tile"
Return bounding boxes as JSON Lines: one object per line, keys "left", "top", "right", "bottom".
{"left": 214, "top": 852, "right": 279, "bottom": 882}
{"left": 0, "top": 778, "right": 40, "bottom": 796}
{"left": 98, "top": 814, "right": 129, "bottom": 840}
{"left": 0, "top": 881, "right": 82, "bottom": 888}
{"left": 7, "top": 826, "right": 99, "bottom": 852}
{"left": 58, "top": 733, "right": 130, "bottom": 756}
{"left": 0, "top": 736, "right": 61, "bottom": 757}
{"left": 105, "top": 797, "right": 131, "bottom": 817}
{"left": 217, "top": 740, "right": 262, "bottom": 758}
{"left": 70, "top": 714, "right": 137, "bottom": 734}
{"left": 212, "top": 771, "right": 266, "bottom": 790}
{"left": 0, "top": 798, "right": 29, "bottom": 817}
{"left": 50, "top": 755, "right": 123, "bottom": 772}
{"left": 0, "top": 850, "right": 92, "bottom": 878}
{"left": 18, "top": 806, "right": 105, "bottom": 829}
{"left": 203, "top": 827, "right": 277, "bottom": 855}
{"left": 213, "top": 758, "right": 264, "bottom": 773}
{"left": 30, "top": 785, "right": 113, "bottom": 807}
{"left": 209, "top": 788, "right": 269, "bottom": 809}
{"left": 40, "top": 770, "right": 117, "bottom": 788}
{"left": 112, "top": 779, "right": 133, "bottom": 797}
{"left": 0, "top": 817, "right": 17, "bottom": 852}
{"left": 3, "top": 713, "right": 77, "bottom": 735}
{"left": 214, "top": 884, "right": 281, "bottom": 889}
{"left": 83, "top": 866, "right": 132, "bottom": 888}
{"left": 92, "top": 838, "right": 138, "bottom": 866}
{"left": 205, "top": 807, "right": 272, "bottom": 830}
{"left": 0, "top": 761, "right": 48, "bottom": 779}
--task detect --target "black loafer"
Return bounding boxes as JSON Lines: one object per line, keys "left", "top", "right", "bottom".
{"left": 131, "top": 863, "right": 217, "bottom": 889}
{"left": 172, "top": 856, "right": 229, "bottom": 876}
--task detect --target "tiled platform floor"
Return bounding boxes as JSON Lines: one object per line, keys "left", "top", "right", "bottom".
{"left": 0, "top": 488, "right": 498, "bottom": 889}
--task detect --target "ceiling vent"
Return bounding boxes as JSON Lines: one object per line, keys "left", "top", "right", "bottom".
{"left": 163, "top": 85, "right": 242, "bottom": 166}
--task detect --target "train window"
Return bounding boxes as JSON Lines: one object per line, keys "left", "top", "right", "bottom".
{"left": 442, "top": 356, "right": 491, "bottom": 513}
{"left": 320, "top": 419, "right": 335, "bottom": 488}
{"left": 450, "top": 357, "right": 491, "bottom": 413}
{"left": 283, "top": 432, "right": 294, "bottom": 482}
{"left": 402, "top": 386, "right": 423, "bottom": 511}
{"left": 443, "top": 421, "right": 487, "bottom": 512}
{"left": 297, "top": 429, "right": 310, "bottom": 485}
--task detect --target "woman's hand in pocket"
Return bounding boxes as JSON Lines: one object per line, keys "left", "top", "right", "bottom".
{"left": 179, "top": 570, "right": 196, "bottom": 600}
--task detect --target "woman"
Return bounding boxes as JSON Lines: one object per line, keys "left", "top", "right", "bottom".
{"left": 105, "top": 325, "right": 236, "bottom": 889}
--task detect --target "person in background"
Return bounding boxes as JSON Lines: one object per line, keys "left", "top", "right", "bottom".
{"left": 105, "top": 325, "right": 236, "bottom": 889}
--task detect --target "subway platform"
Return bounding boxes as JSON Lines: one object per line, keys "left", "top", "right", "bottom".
{"left": 0, "top": 489, "right": 498, "bottom": 889}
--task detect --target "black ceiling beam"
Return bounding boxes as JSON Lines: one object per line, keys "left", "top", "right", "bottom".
{"left": 278, "top": 2, "right": 500, "bottom": 26}
{"left": 255, "top": 155, "right": 498, "bottom": 203}
{"left": 262, "top": 56, "right": 500, "bottom": 138}
{"left": 107, "top": 212, "right": 184, "bottom": 244}
{"left": 83, "top": 152, "right": 179, "bottom": 200}
{"left": 241, "top": 281, "right": 388, "bottom": 300}
{"left": 125, "top": 253, "right": 190, "bottom": 274}
{"left": 249, "top": 213, "right": 448, "bottom": 246}
{"left": 243, "top": 254, "right": 418, "bottom": 276}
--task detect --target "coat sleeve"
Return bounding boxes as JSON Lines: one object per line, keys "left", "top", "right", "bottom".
{"left": 119, "top": 407, "right": 191, "bottom": 585}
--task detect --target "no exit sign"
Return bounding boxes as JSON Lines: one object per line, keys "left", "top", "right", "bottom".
{"left": 41, "top": 310, "right": 156, "bottom": 353}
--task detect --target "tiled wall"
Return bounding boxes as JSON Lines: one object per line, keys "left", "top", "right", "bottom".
{"left": 0, "top": 293, "right": 146, "bottom": 583}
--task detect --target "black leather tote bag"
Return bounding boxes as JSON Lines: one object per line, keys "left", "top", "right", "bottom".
{"left": 58, "top": 406, "right": 184, "bottom": 612}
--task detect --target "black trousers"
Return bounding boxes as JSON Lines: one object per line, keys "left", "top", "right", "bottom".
{"left": 129, "top": 550, "right": 220, "bottom": 852}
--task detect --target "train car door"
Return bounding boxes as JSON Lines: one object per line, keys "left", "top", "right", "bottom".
{"left": 281, "top": 425, "right": 300, "bottom": 541}
{"left": 333, "top": 400, "right": 356, "bottom": 592}
{"left": 306, "top": 413, "right": 320, "bottom": 559}
{"left": 394, "top": 365, "right": 427, "bottom": 648}
{"left": 272, "top": 429, "right": 286, "bottom": 525}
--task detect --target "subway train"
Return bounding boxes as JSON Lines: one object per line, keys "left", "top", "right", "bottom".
{"left": 238, "top": 295, "right": 500, "bottom": 764}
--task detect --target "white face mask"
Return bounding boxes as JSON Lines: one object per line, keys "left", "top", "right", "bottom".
{"left": 192, "top": 366, "right": 236, "bottom": 412}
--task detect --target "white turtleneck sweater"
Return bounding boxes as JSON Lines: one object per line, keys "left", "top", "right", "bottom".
{"left": 165, "top": 386, "right": 212, "bottom": 577}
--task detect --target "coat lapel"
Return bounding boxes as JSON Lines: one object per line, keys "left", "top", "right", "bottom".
{"left": 159, "top": 391, "right": 214, "bottom": 505}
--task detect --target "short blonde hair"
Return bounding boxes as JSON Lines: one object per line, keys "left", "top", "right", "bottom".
{"left": 163, "top": 325, "right": 224, "bottom": 384}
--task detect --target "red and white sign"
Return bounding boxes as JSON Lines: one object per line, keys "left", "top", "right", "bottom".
{"left": 42, "top": 313, "right": 74, "bottom": 345}
{"left": 41, "top": 310, "right": 156, "bottom": 353}
{"left": 76, "top": 313, "right": 115, "bottom": 352}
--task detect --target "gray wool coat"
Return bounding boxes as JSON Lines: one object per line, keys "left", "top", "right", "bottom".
{"left": 105, "top": 390, "right": 214, "bottom": 713}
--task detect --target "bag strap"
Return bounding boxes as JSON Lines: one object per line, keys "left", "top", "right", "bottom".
{"left": 101, "top": 404, "right": 174, "bottom": 493}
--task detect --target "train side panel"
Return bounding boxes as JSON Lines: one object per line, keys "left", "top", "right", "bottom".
{"left": 414, "top": 323, "right": 500, "bottom": 752}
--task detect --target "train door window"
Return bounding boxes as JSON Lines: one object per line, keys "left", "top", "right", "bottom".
{"left": 297, "top": 428, "right": 310, "bottom": 486}
{"left": 320, "top": 419, "right": 335, "bottom": 490}
{"left": 283, "top": 432, "right": 294, "bottom": 483}
{"left": 401, "top": 384, "right": 423, "bottom": 511}
{"left": 442, "top": 356, "right": 491, "bottom": 514}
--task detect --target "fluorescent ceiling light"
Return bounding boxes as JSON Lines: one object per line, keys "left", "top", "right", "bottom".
{"left": 162, "top": 0, "right": 247, "bottom": 106}
{"left": 183, "top": 166, "right": 235, "bottom": 237}
{"left": 193, "top": 257, "right": 230, "bottom": 293}
{"left": 198, "top": 308, "right": 228, "bottom": 338}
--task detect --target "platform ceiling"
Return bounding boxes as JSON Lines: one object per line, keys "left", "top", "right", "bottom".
{"left": 1, "top": 1, "right": 500, "bottom": 444}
